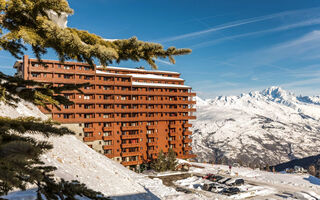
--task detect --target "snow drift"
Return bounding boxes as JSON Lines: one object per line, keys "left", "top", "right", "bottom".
{"left": 0, "top": 99, "right": 183, "bottom": 200}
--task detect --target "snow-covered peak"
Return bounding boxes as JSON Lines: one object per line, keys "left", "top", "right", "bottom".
{"left": 261, "top": 86, "right": 294, "bottom": 101}
{"left": 191, "top": 86, "right": 320, "bottom": 166}
{"left": 194, "top": 96, "right": 208, "bottom": 106}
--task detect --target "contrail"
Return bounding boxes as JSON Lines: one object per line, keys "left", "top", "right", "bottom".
{"left": 155, "top": 7, "right": 320, "bottom": 43}
{"left": 189, "top": 18, "right": 320, "bottom": 49}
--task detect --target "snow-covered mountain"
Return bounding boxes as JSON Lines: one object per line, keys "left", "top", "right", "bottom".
{"left": 191, "top": 86, "right": 320, "bottom": 166}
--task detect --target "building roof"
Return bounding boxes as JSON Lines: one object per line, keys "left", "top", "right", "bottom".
{"left": 96, "top": 66, "right": 180, "bottom": 74}
{"left": 132, "top": 81, "right": 190, "bottom": 88}
{"left": 128, "top": 73, "right": 184, "bottom": 81}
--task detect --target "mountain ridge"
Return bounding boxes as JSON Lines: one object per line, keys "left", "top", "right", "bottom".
{"left": 191, "top": 86, "right": 320, "bottom": 166}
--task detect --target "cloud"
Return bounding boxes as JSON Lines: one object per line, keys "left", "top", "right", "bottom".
{"left": 189, "top": 18, "right": 320, "bottom": 49}
{"left": 281, "top": 78, "right": 320, "bottom": 87}
{"left": 221, "top": 30, "right": 320, "bottom": 70}
{"left": 155, "top": 7, "right": 320, "bottom": 43}
{"left": 155, "top": 59, "right": 173, "bottom": 65}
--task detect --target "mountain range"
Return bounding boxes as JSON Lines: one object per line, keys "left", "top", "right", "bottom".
{"left": 191, "top": 86, "right": 320, "bottom": 166}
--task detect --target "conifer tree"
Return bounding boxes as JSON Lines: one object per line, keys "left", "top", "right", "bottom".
{"left": 150, "top": 150, "right": 167, "bottom": 172}
{"left": 166, "top": 148, "right": 178, "bottom": 171}
{"left": 0, "top": 0, "right": 191, "bottom": 69}
{"left": 0, "top": 0, "right": 191, "bottom": 198}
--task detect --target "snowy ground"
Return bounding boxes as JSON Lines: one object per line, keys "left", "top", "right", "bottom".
{"left": 0, "top": 99, "right": 197, "bottom": 200}
{"left": 173, "top": 160, "right": 320, "bottom": 199}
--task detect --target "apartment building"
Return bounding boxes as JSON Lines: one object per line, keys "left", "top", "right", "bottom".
{"left": 14, "top": 55, "right": 196, "bottom": 169}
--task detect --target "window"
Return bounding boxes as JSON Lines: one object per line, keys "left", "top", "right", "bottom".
{"left": 84, "top": 95, "right": 90, "bottom": 100}
{"left": 31, "top": 73, "right": 39, "bottom": 77}
{"left": 63, "top": 114, "right": 70, "bottom": 119}
{"left": 64, "top": 74, "right": 72, "bottom": 79}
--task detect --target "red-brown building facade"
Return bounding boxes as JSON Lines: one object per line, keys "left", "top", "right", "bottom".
{"left": 14, "top": 55, "right": 196, "bottom": 170}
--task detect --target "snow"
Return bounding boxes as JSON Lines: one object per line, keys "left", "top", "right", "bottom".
{"left": 96, "top": 70, "right": 130, "bottom": 76}
{"left": 46, "top": 10, "right": 68, "bottom": 28}
{"left": 192, "top": 86, "right": 320, "bottom": 165}
{"left": 128, "top": 73, "right": 184, "bottom": 81}
{"left": 0, "top": 99, "right": 195, "bottom": 200}
{"left": 96, "top": 70, "right": 184, "bottom": 80}
{"left": 174, "top": 160, "right": 320, "bottom": 199}
{"left": 132, "top": 81, "right": 190, "bottom": 88}
{"left": 96, "top": 66, "right": 180, "bottom": 74}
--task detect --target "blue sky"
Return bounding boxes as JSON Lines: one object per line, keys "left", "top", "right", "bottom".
{"left": 1, "top": 0, "right": 320, "bottom": 98}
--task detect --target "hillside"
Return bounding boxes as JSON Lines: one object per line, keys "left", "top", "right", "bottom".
{"left": 191, "top": 86, "right": 320, "bottom": 166}
{"left": 0, "top": 99, "right": 191, "bottom": 200}
{"left": 273, "top": 154, "right": 320, "bottom": 172}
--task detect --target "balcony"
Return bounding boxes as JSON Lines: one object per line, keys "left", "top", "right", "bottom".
{"left": 183, "top": 130, "right": 192, "bottom": 135}
{"left": 183, "top": 146, "right": 192, "bottom": 151}
{"left": 102, "top": 145, "right": 113, "bottom": 150}
{"left": 102, "top": 135, "right": 113, "bottom": 140}
{"left": 169, "top": 140, "right": 178, "bottom": 144}
{"left": 147, "top": 149, "right": 157, "bottom": 154}
{"left": 146, "top": 133, "right": 157, "bottom": 138}
{"left": 121, "top": 151, "right": 141, "bottom": 157}
{"left": 121, "top": 134, "right": 140, "bottom": 139}
{"left": 83, "top": 127, "right": 94, "bottom": 132}
{"left": 169, "top": 132, "right": 179, "bottom": 136}
{"left": 147, "top": 142, "right": 156, "bottom": 146}
{"left": 121, "top": 125, "right": 140, "bottom": 131}
{"left": 103, "top": 127, "right": 113, "bottom": 131}
{"left": 121, "top": 143, "right": 140, "bottom": 148}
{"left": 83, "top": 136, "right": 96, "bottom": 142}
{"left": 147, "top": 125, "right": 157, "bottom": 129}
{"left": 121, "top": 160, "right": 140, "bottom": 166}
{"left": 183, "top": 123, "right": 192, "bottom": 128}
{"left": 183, "top": 138, "right": 192, "bottom": 143}
{"left": 169, "top": 123, "right": 179, "bottom": 128}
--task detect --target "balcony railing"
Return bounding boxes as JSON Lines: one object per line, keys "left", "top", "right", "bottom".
{"left": 121, "top": 134, "right": 140, "bottom": 139}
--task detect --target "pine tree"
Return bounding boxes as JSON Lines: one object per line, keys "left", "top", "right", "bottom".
{"left": 0, "top": 0, "right": 191, "bottom": 198}
{"left": 0, "top": 0, "right": 191, "bottom": 69}
{"left": 151, "top": 150, "right": 167, "bottom": 172}
{"left": 166, "top": 148, "right": 178, "bottom": 171}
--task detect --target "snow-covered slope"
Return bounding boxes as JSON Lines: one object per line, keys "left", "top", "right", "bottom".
{"left": 191, "top": 86, "right": 320, "bottom": 165}
{"left": 0, "top": 99, "right": 189, "bottom": 200}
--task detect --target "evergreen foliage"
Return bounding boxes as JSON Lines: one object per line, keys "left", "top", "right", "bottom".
{"left": 150, "top": 149, "right": 178, "bottom": 172}
{"left": 0, "top": 117, "right": 109, "bottom": 199}
{"left": 166, "top": 148, "right": 178, "bottom": 171}
{"left": 0, "top": 0, "right": 191, "bottom": 198}
{"left": 151, "top": 150, "right": 167, "bottom": 172}
{"left": 0, "top": 71, "right": 87, "bottom": 111}
{"left": 0, "top": 0, "right": 191, "bottom": 69}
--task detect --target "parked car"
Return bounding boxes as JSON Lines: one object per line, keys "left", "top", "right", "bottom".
{"left": 220, "top": 187, "right": 241, "bottom": 196}
{"left": 209, "top": 184, "right": 224, "bottom": 193}
{"left": 203, "top": 174, "right": 223, "bottom": 182}
{"left": 176, "top": 187, "right": 192, "bottom": 194}
{"left": 218, "top": 177, "right": 231, "bottom": 184}
{"left": 233, "top": 163, "right": 241, "bottom": 167}
{"left": 202, "top": 183, "right": 216, "bottom": 191}
{"left": 226, "top": 178, "right": 245, "bottom": 186}
{"left": 209, "top": 175, "right": 224, "bottom": 182}
{"left": 203, "top": 173, "right": 214, "bottom": 180}
{"left": 202, "top": 183, "right": 224, "bottom": 192}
